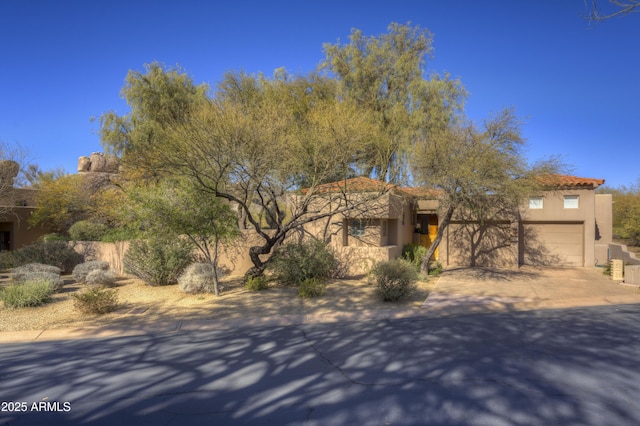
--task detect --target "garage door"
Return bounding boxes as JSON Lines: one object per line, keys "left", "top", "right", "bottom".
{"left": 521, "top": 223, "right": 584, "bottom": 267}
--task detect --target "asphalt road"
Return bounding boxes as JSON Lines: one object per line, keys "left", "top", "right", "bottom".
{"left": 1, "top": 304, "right": 640, "bottom": 425}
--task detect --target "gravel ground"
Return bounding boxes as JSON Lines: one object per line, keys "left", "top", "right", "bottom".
{"left": 0, "top": 275, "right": 435, "bottom": 332}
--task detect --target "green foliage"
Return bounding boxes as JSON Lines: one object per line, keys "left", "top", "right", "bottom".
{"left": 245, "top": 275, "right": 268, "bottom": 292}
{"left": 178, "top": 263, "right": 216, "bottom": 294}
{"left": 298, "top": 277, "right": 326, "bottom": 298}
{"left": 85, "top": 269, "right": 117, "bottom": 287}
{"left": 428, "top": 261, "right": 443, "bottom": 276}
{"left": 10, "top": 240, "right": 82, "bottom": 273}
{"left": 126, "top": 178, "right": 239, "bottom": 263}
{"left": 600, "top": 182, "right": 640, "bottom": 246}
{"left": 100, "top": 227, "right": 141, "bottom": 242}
{"left": 0, "top": 252, "right": 13, "bottom": 271}
{"left": 13, "top": 271, "right": 64, "bottom": 292}
{"left": 72, "top": 261, "right": 110, "bottom": 283}
{"left": 1, "top": 279, "right": 55, "bottom": 309}
{"left": 322, "top": 22, "right": 466, "bottom": 181}
{"left": 268, "top": 239, "right": 339, "bottom": 286}
{"left": 370, "top": 259, "right": 418, "bottom": 302}
{"left": 124, "top": 237, "right": 194, "bottom": 286}
{"left": 73, "top": 287, "right": 118, "bottom": 314}
{"left": 68, "top": 220, "right": 109, "bottom": 242}
{"left": 402, "top": 244, "right": 428, "bottom": 270}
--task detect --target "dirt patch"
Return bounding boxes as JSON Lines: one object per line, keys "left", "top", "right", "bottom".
{"left": 0, "top": 275, "right": 435, "bottom": 332}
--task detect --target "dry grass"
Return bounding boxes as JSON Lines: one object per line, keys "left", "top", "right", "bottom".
{"left": 0, "top": 274, "right": 435, "bottom": 332}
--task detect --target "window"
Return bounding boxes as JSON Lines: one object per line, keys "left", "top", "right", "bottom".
{"left": 349, "top": 219, "right": 366, "bottom": 236}
{"left": 564, "top": 195, "right": 579, "bottom": 209}
{"left": 529, "top": 197, "right": 543, "bottom": 209}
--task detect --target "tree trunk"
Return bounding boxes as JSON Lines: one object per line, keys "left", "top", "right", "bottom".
{"left": 421, "top": 204, "right": 456, "bottom": 275}
{"left": 211, "top": 223, "right": 220, "bottom": 297}
{"left": 244, "top": 233, "right": 284, "bottom": 279}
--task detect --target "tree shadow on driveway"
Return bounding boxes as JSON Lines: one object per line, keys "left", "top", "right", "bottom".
{"left": 1, "top": 304, "right": 640, "bottom": 425}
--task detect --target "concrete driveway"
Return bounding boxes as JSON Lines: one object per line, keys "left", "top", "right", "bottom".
{"left": 423, "top": 266, "right": 640, "bottom": 314}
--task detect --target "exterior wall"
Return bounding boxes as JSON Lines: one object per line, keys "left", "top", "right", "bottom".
{"left": 520, "top": 188, "right": 597, "bottom": 266}
{"left": 595, "top": 193, "right": 613, "bottom": 265}
{"left": 0, "top": 207, "right": 48, "bottom": 250}
{"left": 443, "top": 221, "right": 517, "bottom": 268}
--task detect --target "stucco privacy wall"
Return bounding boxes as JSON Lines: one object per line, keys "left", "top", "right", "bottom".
{"left": 72, "top": 232, "right": 265, "bottom": 277}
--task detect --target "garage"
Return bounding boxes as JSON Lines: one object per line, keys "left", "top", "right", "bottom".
{"left": 521, "top": 222, "right": 584, "bottom": 267}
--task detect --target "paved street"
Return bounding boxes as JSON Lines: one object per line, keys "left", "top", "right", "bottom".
{"left": 2, "top": 303, "right": 640, "bottom": 425}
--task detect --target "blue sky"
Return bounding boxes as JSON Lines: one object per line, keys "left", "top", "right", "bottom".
{"left": 1, "top": 0, "right": 638, "bottom": 187}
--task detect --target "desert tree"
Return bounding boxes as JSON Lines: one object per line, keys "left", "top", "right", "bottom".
{"left": 322, "top": 22, "right": 466, "bottom": 182}
{"left": 100, "top": 64, "right": 390, "bottom": 277}
{"left": 125, "top": 178, "right": 238, "bottom": 295}
{"left": 411, "top": 109, "right": 562, "bottom": 273}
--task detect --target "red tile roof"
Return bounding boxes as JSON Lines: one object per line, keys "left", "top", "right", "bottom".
{"left": 302, "top": 174, "right": 604, "bottom": 196}
{"left": 302, "top": 177, "right": 396, "bottom": 194}
{"left": 536, "top": 174, "right": 605, "bottom": 189}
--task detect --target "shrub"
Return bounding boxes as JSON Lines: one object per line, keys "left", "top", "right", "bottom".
{"left": 178, "top": 263, "right": 217, "bottom": 294}
{"left": 124, "top": 237, "right": 194, "bottom": 286}
{"left": 401, "top": 244, "right": 428, "bottom": 271}
{"left": 13, "top": 264, "right": 64, "bottom": 291}
{"left": 370, "top": 259, "right": 418, "bottom": 302}
{"left": 1, "top": 279, "right": 55, "bottom": 309}
{"left": 428, "top": 261, "right": 443, "bottom": 276}
{"left": 10, "top": 240, "right": 82, "bottom": 273}
{"left": 72, "top": 261, "right": 110, "bottom": 283}
{"left": 245, "top": 275, "right": 268, "bottom": 292}
{"left": 13, "top": 263, "right": 62, "bottom": 277}
{"left": 298, "top": 277, "right": 326, "bottom": 298}
{"left": 0, "top": 251, "right": 13, "bottom": 271}
{"left": 73, "top": 287, "right": 118, "bottom": 314}
{"left": 86, "top": 269, "right": 117, "bottom": 287}
{"left": 268, "top": 239, "right": 340, "bottom": 286}
{"left": 68, "top": 221, "right": 109, "bottom": 242}
{"left": 13, "top": 271, "right": 64, "bottom": 292}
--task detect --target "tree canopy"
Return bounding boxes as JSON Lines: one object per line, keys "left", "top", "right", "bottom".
{"left": 98, "top": 23, "right": 556, "bottom": 277}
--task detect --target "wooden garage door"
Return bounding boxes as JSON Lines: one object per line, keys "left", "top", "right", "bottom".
{"left": 522, "top": 223, "right": 584, "bottom": 267}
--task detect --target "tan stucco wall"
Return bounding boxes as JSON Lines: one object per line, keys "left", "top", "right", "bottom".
{"left": 595, "top": 193, "right": 613, "bottom": 265}
{"left": 0, "top": 207, "right": 48, "bottom": 250}
{"left": 521, "top": 189, "right": 597, "bottom": 267}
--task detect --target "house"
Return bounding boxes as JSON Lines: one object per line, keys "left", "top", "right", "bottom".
{"left": 0, "top": 161, "right": 48, "bottom": 250}
{"left": 299, "top": 175, "right": 610, "bottom": 275}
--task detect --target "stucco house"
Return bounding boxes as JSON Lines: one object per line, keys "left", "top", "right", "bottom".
{"left": 0, "top": 161, "right": 47, "bottom": 251}
{"left": 299, "top": 175, "right": 610, "bottom": 275}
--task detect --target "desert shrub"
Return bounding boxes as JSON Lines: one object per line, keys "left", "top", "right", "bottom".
{"left": 72, "top": 260, "right": 110, "bottom": 283}
{"left": 0, "top": 279, "right": 55, "bottom": 309}
{"left": 402, "top": 243, "right": 428, "bottom": 270}
{"left": 245, "top": 275, "right": 268, "bottom": 292}
{"left": 13, "top": 264, "right": 64, "bottom": 291}
{"left": 10, "top": 240, "right": 81, "bottom": 273}
{"left": 13, "top": 263, "right": 62, "bottom": 277}
{"left": 124, "top": 237, "right": 194, "bottom": 286}
{"left": 13, "top": 271, "right": 64, "bottom": 292}
{"left": 41, "top": 233, "right": 68, "bottom": 242}
{"left": 178, "top": 262, "right": 217, "bottom": 294}
{"left": 268, "top": 239, "right": 340, "bottom": 286}
{"left": 73, "top": 287, "right": 118, "bottom": 314}
{"left": 100, "top": 227, "right": 141, "bottom": 243}
{"left": 68, "top": 221, "right": 109, "bottom": 242}
{"left": 85, "top": 269, "right": 117, "bottom": 287}
{"left": 0, "top": 251, "right": 13, "bottom": 271}
{"left": 298, "top": 277, "right": 326, "bottom": 298}
{"left": 428, "top": 261, "right": 443, "bottom": 276}
{"left": 370, "top": 259, "right": 418, "bottom": 302}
